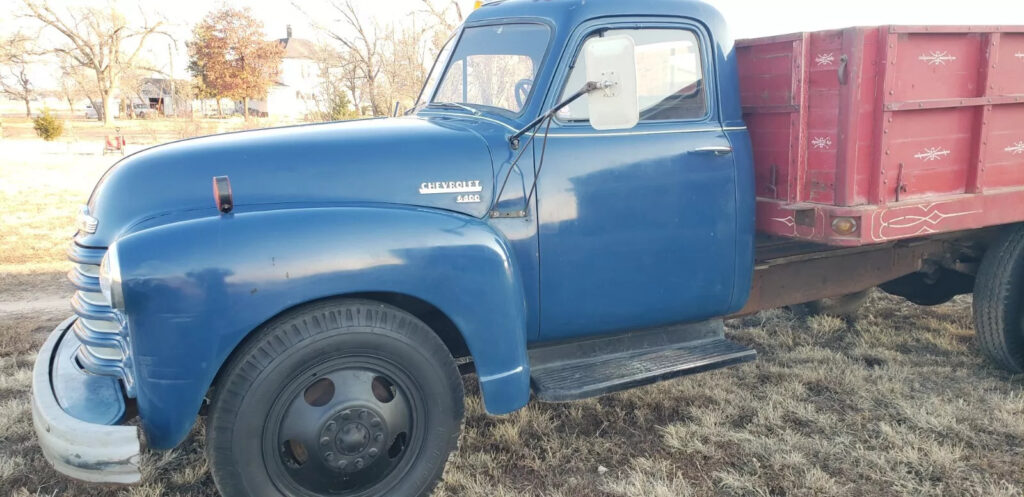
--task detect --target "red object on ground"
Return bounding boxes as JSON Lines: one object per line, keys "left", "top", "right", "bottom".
{"left": 738, "top": 26, "right": 1024, "bottom": 246}
{"left": 105, "top": 135, "right": 125, "bottom": 148}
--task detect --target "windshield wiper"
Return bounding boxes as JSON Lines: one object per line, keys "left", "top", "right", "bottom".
{"left": 491, "top": 81, "right": 617, "bottom": 218}
{"left": 509, "top": 80, "right": 612, "bottom": 149}
{"left": 425, "top": 102, "right": 481, "bottom": 115}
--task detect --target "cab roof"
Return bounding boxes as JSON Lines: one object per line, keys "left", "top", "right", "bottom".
{"left": 468, "top": 0, "right": 727, "bottom": 31}
{"left": 460, "top": 0, "right": 745, "bottom": 126}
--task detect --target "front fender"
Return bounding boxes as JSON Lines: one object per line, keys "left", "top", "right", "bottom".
{"left": 115, "top": 206, "right": 531, "bottom": 450}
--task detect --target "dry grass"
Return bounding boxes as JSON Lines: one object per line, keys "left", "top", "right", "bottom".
{"left": 1, "top": 139, "right": 1023, "bottom": 496}
{"left": 1, "top": 116, "right": 299, "bottom": 144}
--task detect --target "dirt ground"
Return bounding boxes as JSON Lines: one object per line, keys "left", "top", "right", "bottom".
{"left": 1, "top": 136, "right": 1022, "bottom": 497}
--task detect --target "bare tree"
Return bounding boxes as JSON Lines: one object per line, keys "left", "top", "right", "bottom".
{"left": 338, "top": 50, "right": 365, "bottom": 113}
{"left": 119, "top": 63, "right": 152, "bottom": 118}
{"left": 379, "top": 20, "right": 432, "bottom": 113}
{"left": 307, "top": 43, "right": 359, "bottom": 122}
{"left": 293, "top": 0, "right": 386, "bottom": 116}
{"left": 58, "top": 58, "right": 102, "bottom": 115}
{"left": 296, "top": 0, "right": 467, "bottom": 118}
{"left": 21, "top": 0, "right": 169, "bottom": 124}
{"left": 55, "top": 64, "right": 87, "bottom": 113}
{"left": 419, "top": 0, "right": 464, "bottom": 50}
{"left": 0, "top": 33, "right": 41, "bottom": 117}
{"left": 169, "top": 78, "right": 196, "bottom": 119}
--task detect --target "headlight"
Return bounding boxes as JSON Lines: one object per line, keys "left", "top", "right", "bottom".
{"left": 76, "top": 205, "right": 98, "bottom": 234}
{"left": 99, "top": 243, "right": 124, "bottom": 309}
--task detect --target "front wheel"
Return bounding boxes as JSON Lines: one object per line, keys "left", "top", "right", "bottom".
{"left": 974, "top": 224, "right": 1024, "bottom": 373}
{"left": 207, "top": 300, "right": 464, "bottom": 497}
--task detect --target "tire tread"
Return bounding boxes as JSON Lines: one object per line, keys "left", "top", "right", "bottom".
{"left": 207, "top": 299, "right": 464, "bottom": 497}
{"left": 974, "top": 224, "right": 1024, "bottom": 373}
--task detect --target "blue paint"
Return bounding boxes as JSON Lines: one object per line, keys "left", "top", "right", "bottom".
{"left": 115, "top": 206, "right": 530, "bottom": 448}
{"left": 55, "top": 0, "right": 755, "bottom": 451}
{"left": 78, "top": 118, "right": 497, "bottom": 248}
{"left": 532, "top": 14, "right": 745, "bottom": 339}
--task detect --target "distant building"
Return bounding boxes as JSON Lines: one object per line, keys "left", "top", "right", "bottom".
{"left": 138, "top": 78, "right": 190, "bottom": 117}
{"left": 249, "top": 25, "right": 321, "bottom": 119}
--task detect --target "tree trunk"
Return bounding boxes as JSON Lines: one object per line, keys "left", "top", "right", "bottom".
{"left": 347, "top": 83, "right": 362, "bottom": 115}
{"left": 100, "top": 92, "right": 115, "bottom": 125}
{"left": 24, "top": 98, "right": 31, "bottom": 117}
{"left": 217, "top": 98, "right": 223, "bottom": 118}
{"left": 243, "top": 97, "right": 249, "bottom": 119}
{"left": 368, "top": 86, "right": 383, "bottom": 117}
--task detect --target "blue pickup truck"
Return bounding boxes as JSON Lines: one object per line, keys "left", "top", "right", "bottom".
{"left": 32, "top": 0, "right": 1024, "bottom": 496}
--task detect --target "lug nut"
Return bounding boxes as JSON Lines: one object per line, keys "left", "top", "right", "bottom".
{"left": 320, "top": 437, "right": 330, "bottom": 446}
{"left": 355, "top": 458, "right": 364, "bottom": 469}
{"left": 368, "top": 448, "right": 379, "bottom": 457}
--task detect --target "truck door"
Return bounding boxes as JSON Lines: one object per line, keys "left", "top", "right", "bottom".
{"left": 536, "top": 24, "right": 740, "bottom": 340}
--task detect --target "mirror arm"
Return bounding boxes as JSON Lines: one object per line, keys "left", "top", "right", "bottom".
{"left": 509, "top": 80, "right": 611, "bottom": 149}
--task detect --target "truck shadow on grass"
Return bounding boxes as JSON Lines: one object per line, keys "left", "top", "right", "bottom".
{"left": 439, "top": 294, "right": 1024, "bottom": 497}
{"left": 2, "top": 293, "right": 1022, "bottom": 497}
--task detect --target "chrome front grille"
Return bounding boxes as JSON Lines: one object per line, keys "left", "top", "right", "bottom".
{"left": 67, "top": 243, "right": 136, "bottom": 397}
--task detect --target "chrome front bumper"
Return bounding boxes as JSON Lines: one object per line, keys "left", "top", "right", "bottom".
{"left": 32, "top": 316, "right": 141, "bottom": 484}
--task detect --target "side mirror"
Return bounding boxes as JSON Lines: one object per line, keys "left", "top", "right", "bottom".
{"left": 584, "top": 35, "right": 639, "bottom": 131}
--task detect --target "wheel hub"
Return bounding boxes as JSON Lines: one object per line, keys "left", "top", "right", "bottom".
{"left": 268, "top": 365, "right": 417, "bottom": 495}
{"left": 319, "top": 407, "right": 387, "bottom": 473}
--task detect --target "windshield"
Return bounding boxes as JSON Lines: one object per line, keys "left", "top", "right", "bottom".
{"left": 424, "top": 23, "right": 551, "bottom": 116}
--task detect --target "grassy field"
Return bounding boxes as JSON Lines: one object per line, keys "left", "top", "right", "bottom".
{"left": 1, "top": 136, "right": 1022, "bottom": 497}
{"left": 0, "top": 115, "right": 291, "bottom": 145}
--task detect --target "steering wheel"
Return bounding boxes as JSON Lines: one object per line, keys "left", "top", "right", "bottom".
{"left": 514, "top": 78, "right": 534, "bottom": 109}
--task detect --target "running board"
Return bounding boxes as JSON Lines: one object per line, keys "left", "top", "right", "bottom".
{"left": 528, "top": 319, "right": 756, "bottom": 402}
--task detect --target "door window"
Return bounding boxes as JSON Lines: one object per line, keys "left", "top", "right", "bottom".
{"left": 557, "top": 28, "right": 707, "bottom": 123}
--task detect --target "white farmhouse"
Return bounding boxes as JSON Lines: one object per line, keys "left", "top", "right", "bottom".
{"left": 250, "top": 26, "right": 321, "bottom": 120}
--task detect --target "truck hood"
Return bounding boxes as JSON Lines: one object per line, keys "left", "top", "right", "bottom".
{"left": 78, "top": 117, "right": 498, "bottom": 247}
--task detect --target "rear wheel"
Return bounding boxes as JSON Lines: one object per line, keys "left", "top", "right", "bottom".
{"left": 207, "top": 299, "right": 464, "bottom": 497}
{"left": 974, "top": 224, "right": 1024, "bottom": 373}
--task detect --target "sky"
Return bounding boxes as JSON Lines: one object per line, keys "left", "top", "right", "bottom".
{"left": 713, "top": 0, "right": 1024, "bottom": 38}
{"left": 2, "top": 0, "right": 1023, "bottom": 88}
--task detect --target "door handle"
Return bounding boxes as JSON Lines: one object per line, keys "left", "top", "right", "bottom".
{"left": 693, "top": 146, "right": 733, "bottom": 156}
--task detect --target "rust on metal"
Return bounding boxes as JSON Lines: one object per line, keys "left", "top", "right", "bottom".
{"left": 731, "top": 238, "right": 950, "bottom": 316}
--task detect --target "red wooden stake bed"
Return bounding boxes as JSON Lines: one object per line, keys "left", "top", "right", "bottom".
{"left": 738, "top": 26, "right": 1024, "bottom": 246}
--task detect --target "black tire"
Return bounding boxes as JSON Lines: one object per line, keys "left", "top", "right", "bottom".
{"left": 791, "top": 289, "right": 872, "bottom": 319}
{"left": 207, "top": 299, "right": 464, "bottom": 497}
{"left": 974, "top": 224, "right": 1024, "bottom": 373}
